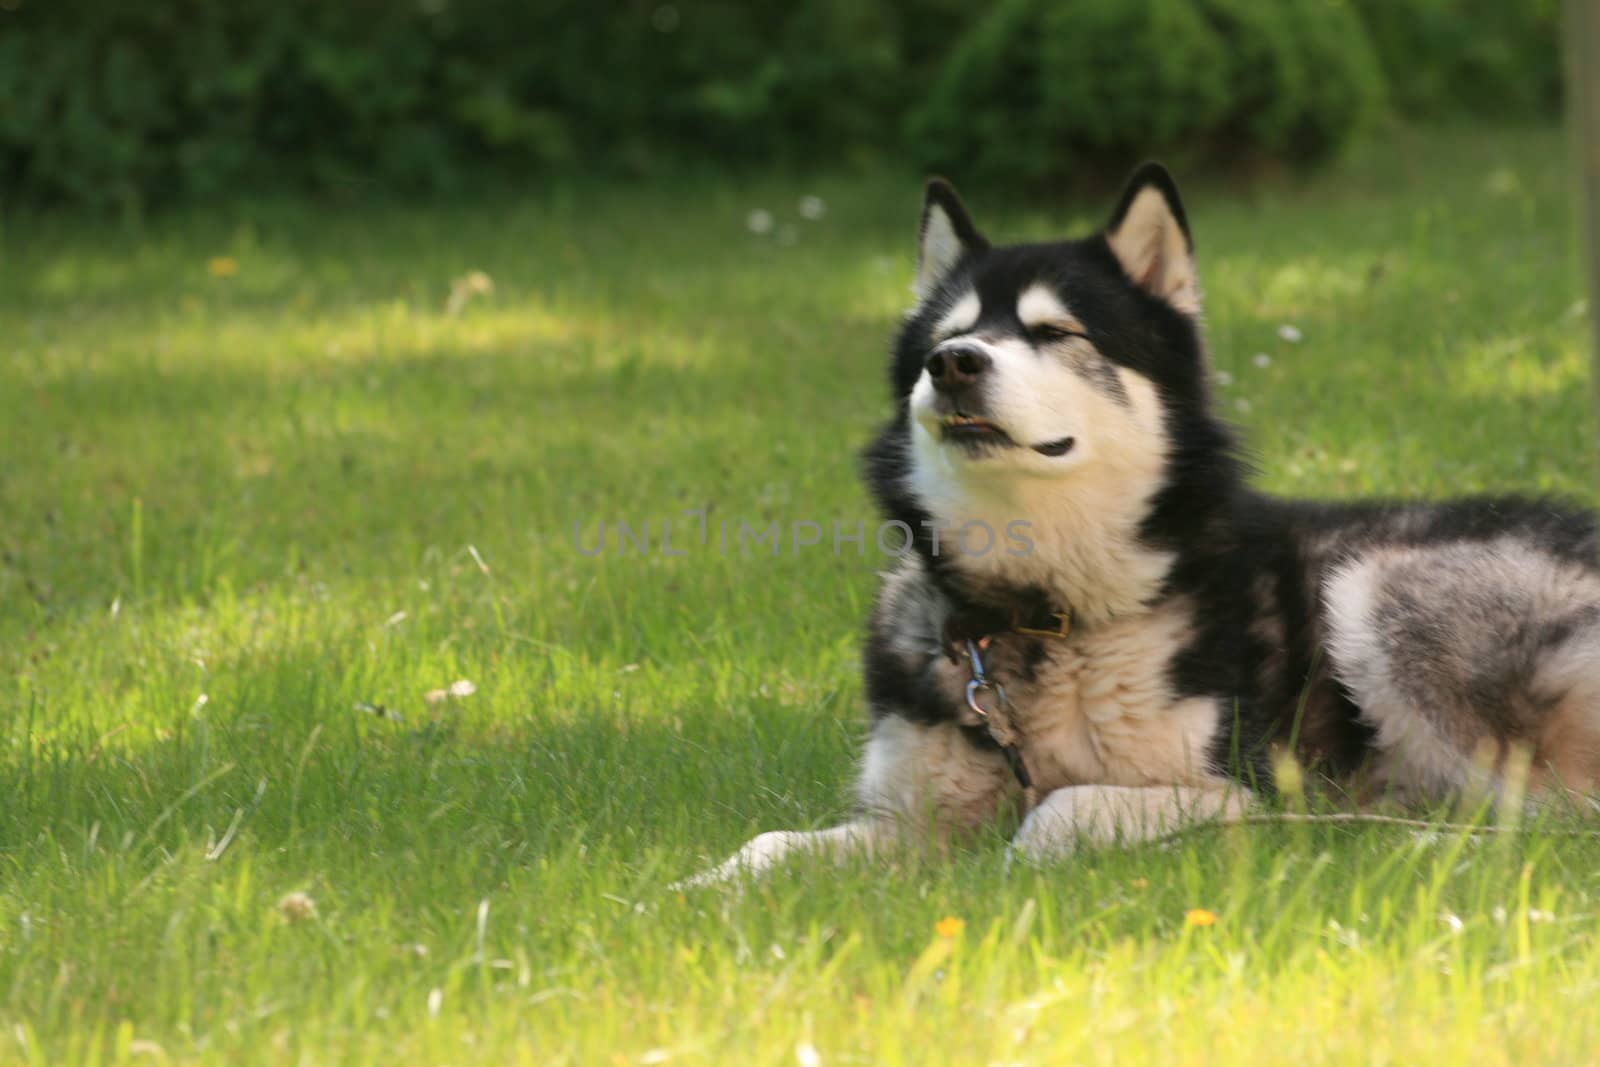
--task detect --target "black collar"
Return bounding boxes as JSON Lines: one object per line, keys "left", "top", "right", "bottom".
{"left": 941, "top": 597, "right": 1073, "bottom": 650}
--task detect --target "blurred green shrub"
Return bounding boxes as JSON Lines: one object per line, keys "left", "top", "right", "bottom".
{"left": 907, "top": 0, "right": 1386, "bottom": 181}
{"left": 0, "top": 0, "right": 1561, "bottom": 209}
{"left": 1349, "top": 0, "right": 1562, "bottom": 118}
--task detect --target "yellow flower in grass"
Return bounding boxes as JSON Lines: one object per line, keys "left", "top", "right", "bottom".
{"left": 935, "top": 915, "right": 965, "bottom": 938}
{"left": 1185, "top": 908, "right": 1217, "bottom": 928}
{"left": 208, "top": 256, "right": 239, "bottom": 279}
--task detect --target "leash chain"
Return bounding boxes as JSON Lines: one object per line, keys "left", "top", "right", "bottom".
{"left": 964, "top": 638, "right": 1037, "bottom": 806}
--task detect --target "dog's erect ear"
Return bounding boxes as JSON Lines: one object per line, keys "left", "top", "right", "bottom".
{"left": 1105, "top": 163, "right": 1199, "bottom": 315}
{"left": 915, "top": 178, "right": 988, "bottom": 298}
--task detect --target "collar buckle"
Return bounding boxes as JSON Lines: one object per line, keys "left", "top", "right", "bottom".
{"left": 1014, "top": 610, "right": 1072, "bottom": 640}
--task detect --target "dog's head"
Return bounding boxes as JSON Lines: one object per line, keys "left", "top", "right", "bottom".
{"left": 895, "top": 164, "right": 1207, "bottom": 484}
{"left": 875, "top": 165, "right": 1227, "bottom": 618}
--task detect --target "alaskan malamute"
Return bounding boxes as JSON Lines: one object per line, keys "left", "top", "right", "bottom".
{"left": 684, "top": 165, "right": 1600, "bottom": 884}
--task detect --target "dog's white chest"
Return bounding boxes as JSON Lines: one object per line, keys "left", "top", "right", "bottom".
{"left": 1003, "top": 601, "right": 1223, "bottom": 790}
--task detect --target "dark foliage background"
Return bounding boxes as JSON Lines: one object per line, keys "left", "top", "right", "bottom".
{"left": 0, "top": 0, "right": 1562, "bottom": 209}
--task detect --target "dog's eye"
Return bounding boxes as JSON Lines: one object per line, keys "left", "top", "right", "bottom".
{"left": 1029, "top": 323, "right": 1085, "bottom": 345}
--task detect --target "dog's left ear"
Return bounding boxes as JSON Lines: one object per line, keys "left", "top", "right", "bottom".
{"left": 1105, "top": 163, "right": 1200, "bottom": 315}
{"left": 915, "top": 178, "right": 988, "bottom": 298}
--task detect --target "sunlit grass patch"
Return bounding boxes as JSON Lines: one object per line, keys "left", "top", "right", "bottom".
{"left": 1, "top": 125, "right": 1597, "bottom": 1064}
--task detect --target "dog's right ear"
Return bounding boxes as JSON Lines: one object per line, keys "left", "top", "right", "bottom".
{"left": 915, "top": 179, "right": 988, "bottom": 298}
{"left": 1104, "top": 162, "right": 1200, "bottom": 315}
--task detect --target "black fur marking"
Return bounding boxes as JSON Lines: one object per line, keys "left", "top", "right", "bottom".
{"left": 862, "top": 618, "right": 953, "bottom": 727}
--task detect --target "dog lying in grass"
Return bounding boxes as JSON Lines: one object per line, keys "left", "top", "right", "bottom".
{"left": 682, "top": 165, "right": 1600, "bottom": 886}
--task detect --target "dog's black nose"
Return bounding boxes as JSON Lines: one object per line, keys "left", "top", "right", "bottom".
{"left": 925, "top": 343, "right": 991, "bottom": 393}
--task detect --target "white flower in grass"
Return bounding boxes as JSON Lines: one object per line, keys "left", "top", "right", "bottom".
{"left": 424, "top": 678, "right": 477, "bottom": 704}
{"left": 1252, "top": 353, "right": 1271, "bottom": 369}
{"left": 277, "top": 891, "right": 317, "bottom": 923}
{"left": 1214, "top": 370, "right": 1233, "bottom": 387}
{"left": 1233, "top": 398, "right": 1252, "bottom": 414}
{"left": 1276, "top": 324, "right": 1303, "bottom": 343}
{"left": 747, "top": 209, "right": 774, "bottom": 235}
{"left": 795, "top": 1041, "right": 822, "bottom": 1066}
{"left": 798, "top": 195, "right": 826, "bottom": 220}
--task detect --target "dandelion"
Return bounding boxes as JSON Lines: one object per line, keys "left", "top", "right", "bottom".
{"left": 935, "top": 915, "right": 965, "bottom": 938}
{"left": 1252, "top": 352, "right": 1272, "bottom": 369}
{"left": 798, "top": 195, "right": 827, "bottom": 221}
{"left": 1214, "top": 370, "right": 1233, "bottom": 388}
{"left": 207, "top": 256, "right": 239, "bottom": 279}
{"left": 1184, "top": 908, "right": 1217, "bottom": 928}
{"left": 747, "top": 209, "right": 774, "bottom": 236}
{"left": 1131, "top": 877, "right": 1149, "bottom": 890}
{"left": 277, "top": 891, "right": 317, "bottom": 923}
{"left": 1276, "top": 324, "right": 1303, "bottom": 343}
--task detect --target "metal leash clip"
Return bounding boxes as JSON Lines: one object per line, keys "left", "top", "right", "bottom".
{"left": 964, "top": 638, "right": 1004, "bottom": 721}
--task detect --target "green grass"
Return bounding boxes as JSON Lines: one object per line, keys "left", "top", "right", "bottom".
{"left": 3, "top": 124, "right": 1598, "bottom": 1064}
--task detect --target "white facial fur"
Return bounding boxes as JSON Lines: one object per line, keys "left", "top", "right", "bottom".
{"left": 903, "top": 282, "right": 1175, "bottom": 624}
{"left": 908, "top": 283, "right": 1163, "bottom": 479}
{"left": 931, "top": 289, "right": 980, "bottom": 340}
{"left": 1015, "top": 284, "right": 1081, "bottom": 333}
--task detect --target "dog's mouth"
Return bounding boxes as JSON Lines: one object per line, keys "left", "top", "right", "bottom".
{"left": 940, "top": 413, "right": 1014, "bottom": 449}
{"left": 938, "top": 415, "right": 1076, "bottom": 459}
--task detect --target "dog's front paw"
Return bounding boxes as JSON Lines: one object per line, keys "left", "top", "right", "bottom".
{"left": 671, "top": 821, "right": 887, "bottom": 891}
{"left": 1008, "top": 785, "right": 1250, "bottom": 866}
{"left": 1008, "top": 794, "right": 1088, "bottom": 865}
{"left": 669, "top": 830, "right": 807, "bottom": 891}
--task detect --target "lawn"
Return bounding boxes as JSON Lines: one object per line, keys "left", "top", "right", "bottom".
{"left": 3, "top": 124, "right": 1598, "bottom": 1064}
